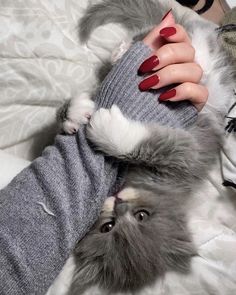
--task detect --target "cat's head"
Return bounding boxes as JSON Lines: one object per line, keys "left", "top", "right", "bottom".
{"left": 72, "top": 187, "right": 196, "bottom": 293}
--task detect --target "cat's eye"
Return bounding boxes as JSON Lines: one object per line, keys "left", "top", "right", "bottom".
{"left": 100, "top": 220, "right": 115, "bottom": 233}
{"left": 134, "top": 210, "right": 150, "bottom": 222}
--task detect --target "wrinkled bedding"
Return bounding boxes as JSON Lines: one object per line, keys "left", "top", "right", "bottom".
{"left": 0, "top": 1, "right": 236, "bottom": 295}
{"left": 0, "top": 0, "right": 127, "bottom": 160}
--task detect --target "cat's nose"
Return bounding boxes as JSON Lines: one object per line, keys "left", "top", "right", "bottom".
{"left": 115, "top": 200, "right": 128, "bottom": 216}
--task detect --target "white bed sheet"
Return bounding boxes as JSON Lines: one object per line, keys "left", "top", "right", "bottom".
{"left": 0, "top": 150, "right": 29, "bottom": 189}
{"left": 0, "top": 1, "right": 235, "bottom": 294}
{"left": 0, "top": 0, "right": 127, "bottom": 160}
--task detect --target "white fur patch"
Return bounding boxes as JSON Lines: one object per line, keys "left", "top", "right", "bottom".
{"left": 63, "top": 93, "right": 95, "bottom": 134}
{"left": 87, "top": 105, "right": 149, "bottom": 154}
{"left": 46, "top": 256, "right": 76, "bottom": 295}
{"left": 102, "top": 196, "right": 116, "bottom": 213}
{"left": 117, "top": 187, "right": 139, "bottom": 201}
{"left": 191, "top": 27, "right": 234, "bottom": 115}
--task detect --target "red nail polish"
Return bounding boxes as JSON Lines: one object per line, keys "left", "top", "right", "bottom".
{"left": 159, "top": 89, "right": 176, "bottom": 101}
{"left": 139, "top": 75, "right": 160, "bottom": 91}
{"left": 161, "top": 8, "right": 172, "bottom": 21}
{"left": 160, "top": 27, "right": 177, "bottom": 38}
{"left": 138, "top": 55, "right": 159, "bottom": 74}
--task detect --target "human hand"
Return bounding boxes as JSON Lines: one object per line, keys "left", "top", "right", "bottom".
{"left": 95, "top": 11, "right": 198, "bottom": 128}
{"left": 138, "top": 10, "right": 208, "bottom": 111}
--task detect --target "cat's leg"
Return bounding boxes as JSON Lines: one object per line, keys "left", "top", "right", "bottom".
{"left": 57, "top": 93, "right": 95, "bottom": 134}
{"left": 87, "top": 105, "right": 150, "bottom": 156}
{"left": 87, "top": 105, "right": 222, "bottom": 181}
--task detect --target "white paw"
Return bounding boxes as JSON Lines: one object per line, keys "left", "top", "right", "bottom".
{"left": 62, "top": 93, "right": 95, "bottom": 134}
{"left": 62, "top": 120, "right": 80, "bottom": 135}
{"left": 87, "top": 105, "right": 149, "bottom": 154}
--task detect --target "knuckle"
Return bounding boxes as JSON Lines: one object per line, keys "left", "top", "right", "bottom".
{"left": 175, "top": 24, "right": 184, "bottom": 34}
{"left": 164, "top": 44, "right": 176, "bottom": 61}
{"left": 202, "top": 87, "right": 209, "bottom": 100}
{"left": 196, "top": 86, "right": 209, "bottom": 104}
{"left": 182, "top": 43, "right": 195, "bottom": 60}
{"left": 169, "top": 65, "right": 178, "bottom": 78}
{"left": 189, "top": 45, "right": 195, "bottom": 58}
{"left": 182, "top": 83, "right": 209, "bottom": 106}
{"left": 193, "top": 63, "right": 203, "bottom": 80}
{"left": 175, "top": 24, "right": 188, "bottom": 39}
{"left": 184, "top": 83, "right": 193, "bottom": 96}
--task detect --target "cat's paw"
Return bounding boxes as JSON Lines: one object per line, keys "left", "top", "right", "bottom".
{"left": 60, "top": 93, "right": 95, "bottom": 134}
{"left": 87, "top": 105, "right": 149, "bottom": 155}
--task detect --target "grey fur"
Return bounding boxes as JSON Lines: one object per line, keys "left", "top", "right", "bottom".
{"left": 71, "top": 190, "right": 195, "bottom": 294}
{"left": 92, "top": 114, "right": 222, "bottom": 193}
{"left": 79, "top": 0, "right": 163, "bottom": 43}
{"left": 68, "top": 0, "right": 231, "bottom": 294}
{"left": 77, "top": 0, "right": 235, "bottom": 112}
{"left": 56, "top": 100, "right": 71, "bottom": 131}
{"left": 78, "top": 0, "right": 210, "bottom": 43}
{"left": 69, "top": 112, "right": 222, "bottom": 294}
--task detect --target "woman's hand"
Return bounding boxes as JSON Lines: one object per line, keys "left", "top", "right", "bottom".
{"left": 138, "top": 10, "right": 208, "bottom": 111}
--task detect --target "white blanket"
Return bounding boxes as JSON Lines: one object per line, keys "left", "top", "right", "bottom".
{"left": 0, "top": 0, "right": 127, "bottom": 160}
{"left": 0, "top": 1, "right": 235, "bottom": 294}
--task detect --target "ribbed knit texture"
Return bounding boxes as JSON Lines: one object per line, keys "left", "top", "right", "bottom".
{"left": 0, "top": 42, "right": 197, "bottom": 294}
{"left": 96, "top": 42, "right": 198, "bottom": 128}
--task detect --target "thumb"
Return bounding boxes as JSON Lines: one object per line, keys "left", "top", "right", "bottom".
{"left": 143, "top": 10, "right": 176, "bottom": 51}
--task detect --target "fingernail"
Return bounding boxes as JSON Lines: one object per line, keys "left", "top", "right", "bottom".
{"left": 138, "top": 55, "right": 159, "bottom": 74}
{"left": 159, "top": 89, "right": 176, "bottom": 101}
{"left": 139, "top": 75, "right": 160, "bottom": 91}
{"left": 160, "top": 27, "right": 177, "bottom": 38}
{"left": 161, "top": 8, "right": 172, "bottom": 21}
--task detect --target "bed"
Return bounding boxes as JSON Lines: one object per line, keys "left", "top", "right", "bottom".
{"left": 0, "top": 1, "right": 236, "bottom": 294}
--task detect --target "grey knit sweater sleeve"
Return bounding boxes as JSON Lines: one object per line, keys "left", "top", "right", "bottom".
{"left": 0, "top": 42, "right": 197, "bottom": 295}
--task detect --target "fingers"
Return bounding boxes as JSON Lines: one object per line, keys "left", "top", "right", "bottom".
{"left": 143, "top": 9, "right": 175, "bottom": 50}
{"left": 159, "top": 83, "right": 209, "bottom": 111}
{"left": 160, "top": 24, "right": 191, "bottom": 44}
{"left": 140, "top": 11, "right": 195, "bottom": 74}
{"left": 140, "top": 10, "right": 208, "bottom": 111}
{"left": 139, "top": 63, "right": 203, "bottom": 91}
{"left": 138, "top": 42, "right": 195, "bottom": 74}
{"left": 143, "top": 11, "right": 191, "bottom": 51}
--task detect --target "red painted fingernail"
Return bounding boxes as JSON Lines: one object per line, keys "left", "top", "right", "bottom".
{"left": 138, "top": 55, "right": 159, "bottom": 74}
{"left": 161, "top": 8, "right": 172, "bottom": 21}
{"left": 160, "top": 27, "right": 177, "bottom": 38}
{"left": 159, "top": 89, "right": 176, "bottom": 101}
{"left": 139, "top": 75, "right": 160, "bottom": 91}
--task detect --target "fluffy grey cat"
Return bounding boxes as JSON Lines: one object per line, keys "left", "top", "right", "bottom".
{"left": 69, "top": 109, "right": 221, "bottom": 295}
{"left": 56, "top": 0, "right": 235, "bottom": 294}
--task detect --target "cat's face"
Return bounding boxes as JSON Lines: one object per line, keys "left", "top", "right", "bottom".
{"left": 73, "top": 187, "right": 196, "bottom": 293}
